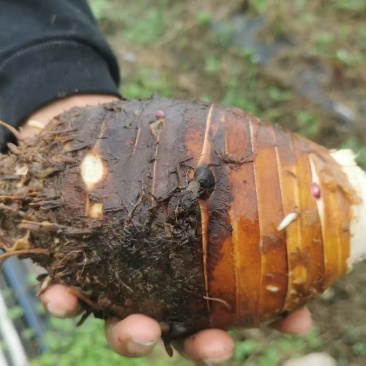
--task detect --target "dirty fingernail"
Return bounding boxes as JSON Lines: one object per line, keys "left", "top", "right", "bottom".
{"left": 126, "top": 339, "right": 157, "bottom": 356}
{"left": 201, "top": 356, "right": 232, "bottom": 365}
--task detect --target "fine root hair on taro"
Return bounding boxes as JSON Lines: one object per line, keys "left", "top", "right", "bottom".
{"left": 67, "top": 286, "right": 100, "bottom": 309}
{"left": 0, "top": 120, "right": 21, "bottom": 141}
{"left": 76, "top": 311, "right": 92, "bottom": 327}
{"left": 203, "top": 295, "right": 231, "bottom": 311}
{"left": 10, "top": 230, "right": 31, "bottom": 252}
{"left": 37, "top": 275, "right": 53, "bottom": 296}
{"left": 0, "top": 248, "right": 49, "bottom": 261}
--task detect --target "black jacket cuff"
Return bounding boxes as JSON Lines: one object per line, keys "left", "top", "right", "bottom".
{"left": 0, "top": 40, "right": 121, "bottom": 146}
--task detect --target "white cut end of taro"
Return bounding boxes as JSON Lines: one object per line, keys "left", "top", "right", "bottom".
{"left": 88, "top": 203, "right": 104, "bottom": 219}
{"left": 331, "top": 149, "right": 366, "bottom": 268}
{"left": 80, "top": 153, "right": 104, "bottom": 189}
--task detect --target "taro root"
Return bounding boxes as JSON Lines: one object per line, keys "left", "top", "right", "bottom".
{"left": 0, "top": 95, "right": 365, "bottom": 348}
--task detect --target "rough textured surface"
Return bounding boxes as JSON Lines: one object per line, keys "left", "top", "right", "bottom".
{"left": 1, "top": 96, "right": 210, "bottom": 340}
{"left": 0, "top": 95, "right": 359, "bottom": 343}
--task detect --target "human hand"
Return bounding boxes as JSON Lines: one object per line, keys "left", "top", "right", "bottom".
{"left": 19, "top": 94, "right": 120, "bottom": 138}
{"left": 21, "top": 96, "right": 313, "bottom": 364}
{"left": 40, "top": 284, "right": 312, "bottom": 364}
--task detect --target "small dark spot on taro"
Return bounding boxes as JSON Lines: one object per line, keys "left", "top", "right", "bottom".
{"left": 311, "top": 182, "right": 321, "bottom": 199}
{"left": 342, "top": 225, "right": 350, "bottom": 233}
{"left": 194, "top": 165, "right": 215, "bottom": 199}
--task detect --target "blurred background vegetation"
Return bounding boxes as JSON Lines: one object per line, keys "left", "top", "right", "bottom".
{"left": 30, "top": 0, "right": 366, "bottom": 365}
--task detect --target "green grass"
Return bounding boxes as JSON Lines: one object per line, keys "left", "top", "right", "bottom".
{"left": 233, "top": 331, "right": 323, "bottom": 365}
{"left": 32, "top": 317, "right": 191, "bottom": 366}
{"left": 121, "top": 67, "right": 172, "bottom": 100}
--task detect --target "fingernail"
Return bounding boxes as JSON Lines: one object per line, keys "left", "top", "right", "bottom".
{"left": 132, "top": 339, "right": 157, "bottom": 347}
{"left": 201, "top": 356, "right": 232, "bottom": 365}
{"left": 126, "top": 339, "right": 157, "bottom": 356}
{"left": 46, "top": 302, "right": 68, "bottom": 318}
{"left": 45, "top": 299, "right": 81, "bottom": 318}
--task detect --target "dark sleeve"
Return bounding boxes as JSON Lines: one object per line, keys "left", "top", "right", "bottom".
{"left": 0, "top": 0, "right": 121, "bottom": 148}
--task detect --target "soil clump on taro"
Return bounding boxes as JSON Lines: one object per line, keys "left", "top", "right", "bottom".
{"left": 0, "top": 98, "right": 216, "bottom": 344}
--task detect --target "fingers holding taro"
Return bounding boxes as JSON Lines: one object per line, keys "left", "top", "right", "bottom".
{"left": 40, "top": 284, "right": 81, "bottom": 318}
{"left": 40, "top": 284, "right": 312, "bottom": 363}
